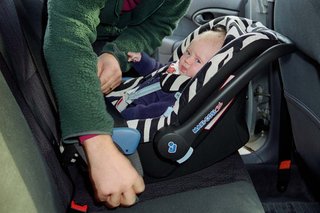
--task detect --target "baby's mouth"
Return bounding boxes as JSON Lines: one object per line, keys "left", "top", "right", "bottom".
{"left": 179, "top": 65, "right": 187, "bottom": 74}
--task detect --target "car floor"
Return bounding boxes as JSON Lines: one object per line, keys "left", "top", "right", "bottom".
{"left": 246, "top": 161, "right": 320, "bottom": 213}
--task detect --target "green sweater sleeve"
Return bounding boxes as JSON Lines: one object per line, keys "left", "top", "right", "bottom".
{"left": 44, "top": 0, "right": 113, "bottom": 143}
{"left": 102, "top": 0, "right": 191, "bottom": 72}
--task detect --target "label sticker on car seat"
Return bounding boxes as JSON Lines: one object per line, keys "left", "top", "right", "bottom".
{"left": 192, "top": 102, "right": 223, "bottom": 134}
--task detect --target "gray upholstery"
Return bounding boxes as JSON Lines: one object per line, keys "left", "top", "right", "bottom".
{"left": 274, "top": 0, "right": 320, "bottom": 175}
{"left": 275, "top": 0, "right": 320, "bottom": 64}
{"left": 0, "top": 72, "right": 64, "bottom": 213}
{"left": 103, "top": 181, "right": 264, "bottom": 213}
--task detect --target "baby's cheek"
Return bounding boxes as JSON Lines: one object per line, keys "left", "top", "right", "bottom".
{"left": 188, "top": 67, "right": 196, "bottom": 77}
{"left": 192, "top": 65, "right": 203, "bottom": 77}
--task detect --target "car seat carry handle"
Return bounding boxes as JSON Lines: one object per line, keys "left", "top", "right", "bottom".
{"left": 154, "top": 42, "right": 296, "bottom": 163}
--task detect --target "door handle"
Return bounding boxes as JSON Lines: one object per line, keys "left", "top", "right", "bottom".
{"left": 194, "top": 12, "right": 214, "bottom": 25}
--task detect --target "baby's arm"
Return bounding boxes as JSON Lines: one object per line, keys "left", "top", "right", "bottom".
{"left": 127, "top": 52, "right": 142, "bottom": 62}
{"left": 121, "top": 101, "right": 173, "bottom": 120}
{"left": 128, "top": 52, "right": 164, "bottom": 76}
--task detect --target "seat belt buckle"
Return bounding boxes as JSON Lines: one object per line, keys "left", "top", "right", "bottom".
{"left": 115, "top": 95, "right": 128, "bottom": 112}
{"left": 69, "top": 200, "right": 88, "bottom": 213}
{"left": 115, "top": 90, "right": 135, "bottom": 112}
{"left": 277, "top": 160, "right": 291, "bottom": 192}
{"left": 279, "top": 160, "right": 291, "bottom": 170}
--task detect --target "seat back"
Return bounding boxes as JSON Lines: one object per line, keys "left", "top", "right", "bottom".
{"left": 274, "top": 0, "right": 320, "bottom": 176}
{"left": 0, "top": 0, "right": 73, "bottom": 209}
{"left": 0, "top": 66, "right": 64, "bottom": 213}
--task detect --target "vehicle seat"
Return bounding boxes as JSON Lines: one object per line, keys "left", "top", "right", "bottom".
{"left": 1, "top": 53, "right": 263, "bottom": 212}
{"left": 0, "top": 0, "right": 268, "bottom": 212}
{"left": 274, "top": 0, "right": 320, "bottom": 177}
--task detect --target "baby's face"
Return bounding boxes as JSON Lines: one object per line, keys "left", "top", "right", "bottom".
{"left": 178, "top": 35, "right": 223, "bottom": 77}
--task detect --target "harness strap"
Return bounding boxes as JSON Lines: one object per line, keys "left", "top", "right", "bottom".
{"left": 127, "top": 82, "right": 161, "bottom": 101}
{"left": 116, "top": 82, "right": 162, "bottom": 112}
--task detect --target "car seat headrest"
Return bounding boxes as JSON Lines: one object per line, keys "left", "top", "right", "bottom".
{"left": 172, "top": 15, "right": 277, "bottom": 61}
{"left": 171, "top": 16, "right": 277, "bottom": 113}
{"left": 274, "top": 0, "right": 320, "bottom": 63}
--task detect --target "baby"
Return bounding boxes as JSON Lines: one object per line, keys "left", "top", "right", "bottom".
{"left": 110, "top": 27, "right": 226, "bottom": 120}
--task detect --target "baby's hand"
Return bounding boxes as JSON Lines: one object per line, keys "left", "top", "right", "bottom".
{"left": 127, "top": 52, "right": 142, "bottom": 62}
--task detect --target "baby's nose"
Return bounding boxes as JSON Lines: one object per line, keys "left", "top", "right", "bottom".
{"left": 186, "top": 56, "right": 195, "bottom": 64}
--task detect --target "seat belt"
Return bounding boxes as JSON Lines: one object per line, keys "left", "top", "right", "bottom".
{"left": 115, "top": 82, "right": 161, "bottom": 111}
{"left": 0, "top": 0, "right": 75, "bottom": 205}
{"left": 276, "top": 65, "right": 294, "bottom": 192}
{"left": 0, "top": 0, "right": 60, "bottom": 146}
{"left": 12, "top": 0, "right": 58, "bottom": 112}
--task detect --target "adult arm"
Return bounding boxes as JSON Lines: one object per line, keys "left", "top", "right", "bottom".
{"left": 44, "top": 0, "right": 110, "bottom": 140}
{"left": 43, "top": 0, "right": 144, "bottom": 207}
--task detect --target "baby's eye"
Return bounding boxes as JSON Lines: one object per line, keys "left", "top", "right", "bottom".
{"left": 196, "top": 58, "right": 202, "bottom": 64}
{"left": 186, "top": 50, "right": 191, "bottom": 55}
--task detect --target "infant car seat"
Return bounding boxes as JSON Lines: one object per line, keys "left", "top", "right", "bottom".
{"left": 103, "top": 16, "right": 280, "bottom": 179}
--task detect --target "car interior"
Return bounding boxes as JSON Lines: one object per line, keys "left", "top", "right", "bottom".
{"left": 0, "top": 0, "right": 319, "bottom": 213}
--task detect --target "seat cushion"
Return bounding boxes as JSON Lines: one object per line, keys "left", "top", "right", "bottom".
{"left": 95, "top": 181, "right": 264, "bottom": 213}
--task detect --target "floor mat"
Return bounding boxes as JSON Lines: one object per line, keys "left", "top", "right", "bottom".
{"left": 246, "top": 164, "right": 316, "bottom": 202}
{"left": 247, "top": 164, "right": 320, "bottom": 213}
{"left": 263, "top": 201, "right": 320, "bottom": 213}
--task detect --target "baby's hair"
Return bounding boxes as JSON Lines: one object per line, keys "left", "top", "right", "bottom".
{"left": 197, "top": 25, "right": 227, "bottom": 39}
{"left": 196, "top": 26, "right": 226, "bottom": 43}
{"left": 196, "top": 25, "right": 227, "bottom": 49}
{"left": 189, "top": 26, "right": 226, "bottom": 60}
{"left": 212, "top": 25, "right": 227, "bottom": 34}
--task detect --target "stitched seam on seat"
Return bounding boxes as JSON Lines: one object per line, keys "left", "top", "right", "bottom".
{"left": 284, "top": 90, "right": 320, "bottom": 127}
